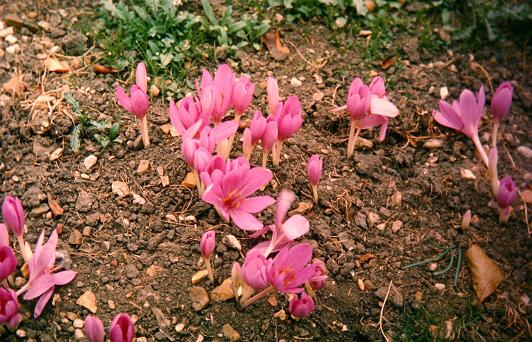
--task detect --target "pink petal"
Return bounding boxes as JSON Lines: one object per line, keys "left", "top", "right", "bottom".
{"left": 136, "top": 62, "right": 148, "bottom": 93}
{"left": 377, "top": 118, "right": 389, "bottom": 142}
{"left": 459, "top": 89, "right": 480, "bottom": 138}
{"left": 356, "top": 114, "right": 387, "bottom": 129}
{"left": 130, "top": 87, "right": 149, "bottom": 118}
{"left": 239, "top": 196, "right": 275, "bottom": 213}
{"left": 33, "top": 287, "right": 54, "bottom": 318}
{"left": 168, "top": 100, "right": 186, "bottom": 135}
{"left": 284, "top": 243, "right": 313, "bottom": 271}
{"left": 230, "top": 210, "right": 263, "bottom": 231}
{"left": 238, "top": 168, "right": 273, "bottom": 198}
{"left": 24, "top": 273, "right": 54, "bottom": 300}
{"left": 280, "top": 215, "right": 309, "bottom": 241}
{"left": 369, "top": 96, "right": 399, "bottom": 117}
{"left": 433, "top": 100, "right": 464, "bottom": 131}
{"left": 248, "top": 226, "right": 272, "bottom": 239}
{"left": 0, "top": 224, "right": 9, "bottom": 246}
{"left": 275, "top": 190, "right": 296, "bottom": 229}
{"left": 52, "top": 270, "right": 77, "bottom": 286}
{"left": 116, "top": 87, "right": 131, "bottom": 112}
{"left": 213, "top": 120, "right": 238, "bottom": 142}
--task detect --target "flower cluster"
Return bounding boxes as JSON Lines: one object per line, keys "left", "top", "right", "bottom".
{"left": 432, "top": 81, "right": 518, "bottom": 223}
{"left": 1, "top": 196, "right": 77, "bottom": 330}
{"left": 85, "top": 313, "right": 135, "bottom": 342}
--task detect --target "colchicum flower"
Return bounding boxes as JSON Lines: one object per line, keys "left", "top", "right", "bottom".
{"left": 2, "top": 196, "right": 25, "bottom": 237}
{"left": 0, "top": 288, "right": 22, "bottom": 330}
{"left": 496, "top": 176, "right": 518, "bottom": 224}
{"left": 308, "top": 259, "right": 328, "bottom": 291}
{"left": 109, "top": 313, "right": 135, "bottom": 342}
{"left": 266, "top": 243, "right": 315, "bottom": 294}
{"left": 241, "top": 250, "right": 269, "bottom": 290}
{"left": 288, "top": 292, "right": 315, "bottom": 318}
{"left": 0, "top": 245, "right": 17, "bottom": 281}
{"left": 84, "top": 315, "right": 105, "bottom": 342}
{"left": 490, "top": 81, "right": 513, "bottom": 148}
{"left": 307, "top": 155, "right": 323, "bottom": 203}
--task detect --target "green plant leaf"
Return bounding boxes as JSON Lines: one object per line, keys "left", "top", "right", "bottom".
{"left": 201, "top": 0, "right": 218, "bottom": 26}
{"left": 70, "top": 124, "right": 82, "bottom": 153}
{"left": 109, "top": 122, "right": 120, "bottom": 141}
{"left": 94, "top": 134, "right": 110, "bottom": 148}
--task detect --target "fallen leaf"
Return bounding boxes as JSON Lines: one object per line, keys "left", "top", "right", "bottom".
{"left": 47, "top": 193, "right": 64, "bottom": 216}
{"left": 466, "top": 244, "right": 504, "bottom": 303}
{"left": 45, "top": 58, "right": 70, "bottom": 73}
{"left": 380, "top": 56, "right": 396, "bottom": 70}
{"left": 262, "top": 31, "right": 290, "bottom": 61}
{"left": 2, "top": 72, "right": 26, "bottom": 97}
{"left": 92, "top": 64, "right": 117, "bottom": 74}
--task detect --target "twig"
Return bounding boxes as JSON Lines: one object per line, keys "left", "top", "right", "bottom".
{"left": 285, "top": 40, "right": 327, "bottom": 69}
{"left": 470, "top": 61, "right": 494, "bottom": 94}
{"left": 517, "top": 190, "right": 530, "bottom": 235}
{"left": 378, "top": 280, "right": 392, "bottom": 342}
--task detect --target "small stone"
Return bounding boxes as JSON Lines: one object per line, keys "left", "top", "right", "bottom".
{"left": 160, "top": 124, "right": 171, "bottom": 135}
{"left": 160, "top": 175, "right": 170, "bottom": 187}
{"left": 76, "top": 291, "right": 97, "bottom": 313}
{"left": 16, "top": 329, "right": 26, "bottom": 338}
{"left": 222, "top": 324, "right": 241, "bottom": 341}
{"left": 5, "top": 34, "right": 17, "bottom": 44}
{"left": 125, "top": 264, "right": 140, "bottom": 279}
{"left": 74, "top": 329, "right": 85, "bottom": 340}
{"left": 211, "top": 278, "right": 234, "bottom": 302}
{"left": 181, "top": 172, "right": 197, "bottom": 188}
{"left": 6, "top": 44, "right": 21, "bottom": 54}
{"left": 391, "top": 191, "right": 402, "bottom": 207}
{"left": 150, "top": 85, "right": 160, "bottom": 97}
{"left": 460, "top": 169, "right": 476, "bottom": 180}
{"left": 517, "top": 146, "right": 532, "bottom": 159}
{"left": 0, "top": 27, "right": 14, "bottom": 38}
{"left": 132, "top": 193, "right": 146, "bottom": 205}
{"left": 290, "top": 77, "right": 302, "bottom": 87}
{"left": 192, "top": 269, "right": 209, "bottom": 285}
{"left": 356, "top": 137, "right": 373, "bottom": 149}
{"left": 335, "top": 16, "right": 347, "bottom": 28}
{"left": 435, "top": 283, "right": 446, "bottom": 291}
{"left": 267, "top": 294, "right": 278, "bottom": 306}
{"left": 376, "top": 223, "right": 386, "bottom": 231}
{"left": 274, "top": 309, "right": 287, "bottom": 320}
{"left": 108, "top": 300, "right": 116, "bottom": 309}
{"left": 112, "top": 181, "right": 130, "bottom": 197}
{"left": 146, "top": 265, "right": 164, "bottom": 278}
{"left": 312, "top": 91, "right": 324, "bottom": 102}
{"left": 66, "top": 312, "right": 77, "bottom": 321}
{"left": 82, "top": 226, "right": 92, "bottom": 237}
{"left": 439, "top": 87, "right": 449, "bottom": 100}
{"left": 175, "top": 323, "right": 186, "bottom": 332}
{"left": 355, "top": 212, "right": 367, "bottom": 229}
{"left": 137, "top": 160, "right": 150, "bottom": 173}
{"left": 68, "top": 229, "right": 83, "bottom": 245}
{"left": 189, "top": 286, "right": 210, "bottom": 311}
{"left": 367, "top": 212, "right": 381, "bottom": 228}
{"left": 222, "top": 235, "right": 241, "bottom": 251}
{"left": 427, "top": 263, "right": 438, "bottom": 271}
{"left": 38, "top": 20, "right": 51, "bottom": 31}
{"left": 357, "top": 279, "right": 365, "bottom": 291}
{"left": 359, "top": 30, "right": 372, "bottom": 36}
{"left": 73, "top": 319, "right": 84, "bottom": 328}
{"left": 83, "top": 155, "right": 97, "bottom": 170}
{"left": 15, "top": 277, "right": 26, "bottom": 287}
{"left": 391, "top": 220, "right": 403, "bottom": 233}
{"left": 423, "top": 139, "right": 444, "bottom": 149}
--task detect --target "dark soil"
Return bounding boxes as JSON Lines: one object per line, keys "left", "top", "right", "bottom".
{"left": 0, "top": 1, "right": 531, "bottom": 341}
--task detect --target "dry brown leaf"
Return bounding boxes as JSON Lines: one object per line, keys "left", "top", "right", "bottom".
{"left": 2, "top": 72, "right": 26, "bottom": 97}
{"left": 466, "top": 244, "right": 504, "bottom": 303}
{"left": 92, "top": 64, "right": 117, "bottom": 74}
{"left": 45, "top": 58, "right": 71, "bottom": 73}
{"left": 381, "top": 56, "right": 396, "bottom": 70}
{"left": 47, "top": 193, "right": 64, "bottom": 216}
{"left": 262, "top": 31, "right": 290, "bottom": 61}
{"left": 49, "top": 146, "right": 64, "bottom": 161}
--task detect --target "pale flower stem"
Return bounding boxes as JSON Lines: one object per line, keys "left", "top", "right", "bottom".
{"left": 272, "top": 140, "right": 283, "bottom": 166}
{"left": 241, "top": 286, "right": 275, "bottom": 309}
{"left": 138, "top": 116, "right": 150, "bottom": 148}
{"left": 261, "top": 151, "right": 268, "bottom": 168}
{"left": 206, "top": 259, "right": 215, "bottom": 283}
{"left": 346, "top": 122, "right": 359, "bottom": 158}
{"left": 312, "top": 185, "right": 319, "bottom": 204}
{"left": 17, "top": 235, "right": 27, "bottom": 263}
{"left": 472, "top": 135, "right": 489, "bottom": 168}
{"left": 492, "top": 121, "right": 499, "bottom": 149}
{"left": 16, "top": 281, "right": 31, "bottom": 297}
{"left": 2, "top": 279, "right": 9, "bottom": 289}
{"left": 499, "top": 207, "right": 511, "bottom": 224}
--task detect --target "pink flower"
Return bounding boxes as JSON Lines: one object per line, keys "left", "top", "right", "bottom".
{"left": 213, "top": 64, "right": 236, "bottom": 116}
{"left": 168, "top": 96, "right": 207, "bottom": 136}
{"left": 277, "top": 96, "right": 303, "bottom": 140}
{"left": 2, "top": 196, "right": 25, "bottom": 237}
{"left": 84, "top": 316, "right": 105, "bottom": 342}
{"left": 0, "top": 224, "right": 9, "bottom": 246}
{"left": 0, "top": 245, "right": 16, "bottom": 280}
{"left": 288, "top": 292, "right": 315, "bottom": 318}
{"left": 181, "top": 138, "right": 201, "bottom": 168}
{"left": 433, "top": 87, "right": 485, "bottom": 140}
{"left": 496, "top": 176, "right": 517, "bottom": 209}
{"left": 260, "top": 120, "right": 278, "bottom": 153}
{"left": 241, "top": 250, "right": 269, "bottom": 290}
{"left": 307, "top": 155, "right": 323, "bottom": 186}
{"left": 250, "top": 111, "right": 267, "bottom": 145}
{"left": 109, "top": 313, "right": 135, "bottom": 342}
{"left": 266, "top": 243, "right": 315, "bottom": 293}
{"left": 0, "top": 288, "right": 22, "bottom": 330}
{"left": 200, "top": 231, "right": 216, "bottom": 260}
{"left": 491, "top": 81, "right": 513, "bottom": 121}
{"left": 116, "top": 62, "right": 150, "bottom": 119}
{"left": 267, "top": 77, "right": 280, "bottom": 115}
{"left": 347, "top": 78, "right": 370, "bottom": 120}
{"left": 23, "top": 229, "right": 77, "bottom": 318}
{"left": 308, "top": 259, "right": 328, "bottom": 290}
{"left": 193, "top": 148, "right": 213, "bottom": 174}
{"left": 200, "top": 85, "right": 221, "bottom": 121}
{"left": 202, "top": 164, "right": 274, "bottom": 231}
{"left": 232, "top": 75, "right": 254, "bottom": 115}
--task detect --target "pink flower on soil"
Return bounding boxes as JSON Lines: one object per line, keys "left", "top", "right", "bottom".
{"left": 202, "top": 164, "right": 274, "bottom": 231}
{"left": 250, "top": 111, "right": 267, "bottom": 145}
{"left": 0, "top": 245, "right": 16, "bottom": 280}
{"left": 267, "top": 77, "right": 280, "bottom": 115}
{"left": 277, "top": 96, "right": 303, "bottom": 140}
{"left": 266, "top": 243, "right": 315, "bottom": 294}
{"left": 491, "top": 81, "right": 513, "bottom": 121}
{"left": 168, "top": 96, "right": 207, "bottom": 136}
{"left": 241, "top": 250, "right": 269, "bottom": 290}
{"left": 260, "top": 120, "right": 278, "bottom": 153}
{"left": 308, "top": 259, "right": 328, "bottom": 290}
{"left": 200, "top": 231, "right": 216, "bottom": 260}
{"left": 496, "top": 176, "right": 517, "bottom": 209}
{"left": 84, "top": 315, "right": 105, "bottom": 342}
{"left": 232, "top": 75, "right": 254, "bottom": 115}
{"left": 346, "top": 77, "right": 370, "bottom": 120}
{"left": 109, "top": 313, "right": 135, "bottom": 342}
{"left": 288, "top": 292, "right": 315, "bottom": 318}
{"left": 116, "top": 62, "right": 150, "bottom": 119}
{"left": 0, "top": 288, "right": 22, "bottom": 330}
{"left": 23, "top": 229, "right": 77, "bottom": 318}
{"left": 307, "top": 155, "right": 323, "bottom": 186}
{"left": 2, "top": 196, "right": 25, "bottom": 237}
{"left": 213, "top": 64, "right": 236, "bottom": 116}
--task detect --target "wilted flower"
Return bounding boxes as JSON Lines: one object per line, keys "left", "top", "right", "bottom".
{"left": 308, "top": 259, "right": 328, "bottom": 291}
{"left": 84, "top": 315, "right": 105, "bottom": 342}
{"left": 491, "top": 81, "right": 513, "bottom": 122}
{"left": 0, "top": 288, "right": 22, "bottom": 330}
{"left": 0, "top": 245, "right": 17, "bottom": 281}
{"left": 109, "top": 313, "right": 135, "bottom": 342}
{"left": 2, "top": 196, "right": 25, "bottom": 237}
{"left": 288, "top": 292, "right": 315, "bottom": 318}
{"left": 241, "top": 250, "right": 269, "bottom": 290}
{"left": 200, "top": 231, "right": 216, "bottom": 260}
{"left": 266, "top": 243, "right": 315, "bottom": 294}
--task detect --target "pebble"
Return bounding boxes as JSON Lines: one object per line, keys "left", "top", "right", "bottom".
{"left": 6, "top": 44, "right": 20, "bottom": 54}
{"left": 74, "top": 329, "right": 85, "bottom": 340}
{"left": 274, "top": 309, "right": 287, "bottom": 320}
{"left": 108, "top": 300, "right": 116, "bottom": 309}
{"left": 16, "top": 329, "right": 26, "bottom": 338}
{"left": 137, "top": 160, "right": 150, "bottom": 173}
{"left": 376, "top": 223, "right": 386, "bottom": 231}
{"left": 355, "top": 212, "right": 367, "bottom": 229}
{"left": 111, "top": 181, "right": 130, "bottom": 198}
{"left": 192, "top": 269, "right": 209, "bottom": 285}
{"left": 391, "top": 220, "right": 403, "bottom": 233}
{"left": 222, "top": 324, "right": 241, "bottom": 341}
{"left": 210, "top": 278, "right": 234, "bottom": 302}
{"left": 435, "top": 283, "right": 446, "bottom": 291}
{"left": 460, "top": 168, "right": 476, "bottom": 180}
{"left": 367, "top": 212, "right": 381, "bottom": 227}
{"left": 76, "top": 291, "right": 97, "bottom": 313}
{"left": 357, "top": 279, "right": 365, "bottom": 291}
{"left": 0, "top": 27, "right": 14, "bottom": 38}
{"left": 290, "top": 77, "right": 302, "bottom": 87}
{"left": 439, "top": 87, "right": 449, "bottom": 99}
{"left": 68, "top": 229, "right": 83, "bottom": 245}
{"left": 82, "top": 226, "right": 92, "bottom": 237}
{"left": 189, "top": 286, "right": 210, "bottom": 311}
{"left": 423, "top": 139, "right": 444, "bottom": 149}
{"left": 5, "top": 34, "right": 17, "bottom": 44}
{"left": 66, "top": 312, "right": 77, "bottom": 321}
{"left": 312, "top": 91, "right": 324, "bottom": 102}
{"left": 517, "top": 146, "right": 532, "bottom": 159}
{"left": 125, "top": 264, "right": 140, "bottom": 279}
{"left": 83, "top": 155, "right": 97, "bottom": 170}
{"left": 175, "top": 323, "right": 186, "bottom": 332}
{"left": 73, "top": 319, "right": 84, "bottom": 328}
{"left": 222, "top": 235, "right": 241, "bottom": 250}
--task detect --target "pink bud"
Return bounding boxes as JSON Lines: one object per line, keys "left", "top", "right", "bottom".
{"left": 250, "top": 111, "right": 267, "bottom": 145}
{"left": 347, "top": 78, "right": 370, "bottom": 120}
{"left": 461, "top": 210, "right": 471, "bottom": 230}
{"left": 84, "top": 316, "right": 105, "bottom": 342}
{"left": 2, "top": 196, "right": 25, "bottom": 237}
{"left": 193, "top": 148, "right": 212, "bottom": 174}
{"left": 369, "top": 76, "right": 386, "bottom": 97}
{"left": 129, "top": 85, "right": 150, "bottom": 119}
{"left": 0, "top": 246, "right": 16, "bottom": 281}
{"left": 241, "top": 250, "right": 269, "bottom": 290}
{"left": 213, "top": 64, "right": 236, "bottom": 115}
{"left": 277, "top": 95, "right": 302, "bottom": 140}
{"left": 491, "top": 81, "right": 513, "bottom": 121}
{"left": 243, "top": 128, "right": 252, "bottom": 157}
{"left": 288, "top": 292, "right": 315, "bottom": 318}
{"left": 232, "top": 75, "right": 254, "bottom": 115}
{"left": 181, "top": 138, "right": 201, "bottom": 167}
{"left": 109, "top": 313, "right": 135, "bottom": 342}
{"left": 0, "top": 288, "right": 22, "bottom": 330}
{"left": 261, "top": 120, "right": 278, "bottom": 152}
{"left": 307, "top": 155, "right": 323, "bottom": 186}
{"left": 267, "top": 77, "right": 280, "bottom": 115}
{"left": 308, "top": 259, "right": 328, "bottom": 290}
{"left": 136, "top": 62, "right": 148, "bottom": 94}
{"left": 200, "top": 231, "right": 216, "bottom": 260}
{"left": 496, "top": 176, "right": 517, "bottom": 209}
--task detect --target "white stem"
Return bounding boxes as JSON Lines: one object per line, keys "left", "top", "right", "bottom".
{"left": 138, "top": 116, "right": 150, "bottom": 148}
{"left": 491, "top": 121, "right": 499, "bottom": 149}
{"left": 472, "top": 135, "right": 489, "bottom": 168}
{"left": 312, "top": 185, "right": 319, "bottom": 204}
{"left": 347, "top": 122, "right": 359, "bottom": 157}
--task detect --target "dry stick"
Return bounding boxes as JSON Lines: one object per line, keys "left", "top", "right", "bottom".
{"left": 378, "top": 280, "right": 393, "bottom": 342}
{"left": 517, "top": 190, "right": 530, "bottom": 235}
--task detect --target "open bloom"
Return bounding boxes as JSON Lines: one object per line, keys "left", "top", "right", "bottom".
{"left": 266, "top": 243, "right": 315, "bottom": 294}
{"left": 202, "top": 163, "right": 274, "bottom": 230}
{"left": 23, "top": 229, "right": 77, "bottom": 318}
{"left": 232, "top": 75, "right": 254, "bottom": 115}
{"left": 0, "top": 288, "right": 22, "bottom": 330}
{"left": 496, "top": 176, "right": 517, "bottom": 209}
{"left": 491, "top": 81, "right": 513, "bottom": 121}
{"left": 288, "top": 292, "right": 315, "bottom": 318}
{"left": 241, "top": 250, "right": 269, "bottom": 290}
{"left": 2, "top": 196, "right": 25, "bottom": 237}
{"left": 116, "top": 62, "right": 150, "bottom": 119}
{"left": 200, "top": 231, "right": 216, "bottom": 260}
{"left": 347, "top": 77, "right": 370, "bottom": 120}
{"left": 0, "top": 246, "right": 16, "bottom": 280}
{"left": 308, "top": 259, "right": 328, "bottom": 290}
{"left": 109, "top": 313, "right": 135, "bottom": 342}
{"left": 84, "top": 316, "right": 105, "bottom": 342}
{"left": 307, "top": 155, "right": 323, "bottom": 186}
{"left": 168, "top": 96, "right": 207, "bottom": 136}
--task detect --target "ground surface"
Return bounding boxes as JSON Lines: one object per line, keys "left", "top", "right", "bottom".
{"left": 0, "top": 1, "right": 531, "bottom": 341}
